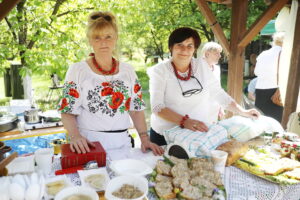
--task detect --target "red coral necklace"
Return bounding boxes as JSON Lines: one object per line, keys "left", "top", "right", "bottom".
{"left": 89, "top": 53, "right": 117, "bottom": 75}
{"left": 171, "top": 61, "right": 192, "bottom": 81}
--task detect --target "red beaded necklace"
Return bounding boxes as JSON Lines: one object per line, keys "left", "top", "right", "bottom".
{"left": 89, "top": 53, "right": 117, "bottom": 75}
{"left": 171, "top": 61, "right": 192, "bottom": 81}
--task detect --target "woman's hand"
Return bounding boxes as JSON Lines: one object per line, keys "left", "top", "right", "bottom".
{"left": 140, "top": 137, "right": 164, "bottom": 156}
{"left": 240, "top": 108, "right": 260, "bottom": 119}
{"left": 184, "top": 118, "right": 208, "bottom": 132}
{"left": 70, "top": 134, "right": 96, "bottom": 154}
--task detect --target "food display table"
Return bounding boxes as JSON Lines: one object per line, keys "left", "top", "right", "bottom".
{"left": 2, "top": 127, "right": 300, "bottom": 199}
{"left": 49, "top": 148, "right": 300, "bottom": 200}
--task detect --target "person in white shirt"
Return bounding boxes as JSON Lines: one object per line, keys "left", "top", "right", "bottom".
{"left": 201, "top": 42, "right": 224, "bottom": 121}
{"left": 147, "top": 27, "right": 260, "bottom": 146}
{"left": 58, "top": 11, "right": 164, "bottom": 157}
{"left": 254, "top": 32, "right": 284, "bottom": 122}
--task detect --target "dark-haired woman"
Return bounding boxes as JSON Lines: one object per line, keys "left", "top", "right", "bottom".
{"left": 148, "top": 27, "right": 260, "bottom": 146}
{"left": 58, "top": 11, "right": 164, "bottom": 158}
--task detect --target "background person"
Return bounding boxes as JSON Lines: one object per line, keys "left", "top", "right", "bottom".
{"left": 201, "top": 41, "right": 224, "bottom": 120}
{"left": 58, "top": 11, "right": 164, "bottom": 158}
{"left": 148, "top": 27, "right": 260, "bottom": 146}
{"left": 254, "top": 32, "right": 285, "bottom": 122}
{"left": 247, "top": 77, "right": 257, "bottom": 102}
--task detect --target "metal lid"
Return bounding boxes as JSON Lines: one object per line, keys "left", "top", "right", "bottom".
{"left": 0, "top": 111, "right": 18, "bottom": 125}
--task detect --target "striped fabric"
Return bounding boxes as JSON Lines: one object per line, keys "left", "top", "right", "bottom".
{"left": 164, "top": 124, "right": 229, "bottom": 158}
{"left": 218, "top": 116, "right": 284, "bottom": 142}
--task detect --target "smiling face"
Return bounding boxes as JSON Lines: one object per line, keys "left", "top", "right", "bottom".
{"left": 171, "top": 37, "right": 195, "bottom": 63}
{"left": 89, "top": 25, "right": 117, "bottom": 57}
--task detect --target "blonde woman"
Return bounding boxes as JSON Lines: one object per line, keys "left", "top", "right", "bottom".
{"left": 58, "top": 11, "right": 164, "bottom": 158}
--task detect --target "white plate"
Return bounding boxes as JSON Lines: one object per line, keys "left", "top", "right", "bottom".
{"left": 105, "top": 175, "right": 148, "bottom": 200}
{"left": 55, "top": 186, "right": 98, "bottom": 200}
{"left": 78, "top": 167, "right": 110, "bottom": 191}
{"left": 44, "top": 175, "right": 72, "bottom": 199}
{"left": 110, "top": 159, "right": 152, "bottom": 176}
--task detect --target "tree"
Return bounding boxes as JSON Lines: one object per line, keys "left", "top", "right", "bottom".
{"left": 0, "top": 0, "right": 268, "bottom": 75}
{"left": 0, "top": 0, "right": 96, "bottom": 77}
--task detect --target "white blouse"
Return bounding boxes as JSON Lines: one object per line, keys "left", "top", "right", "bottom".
{"left": 255, "top": 45, "right": 281, "bottom": 89}
{"left": 205, "top": 59, "right": 222, "bottom": 123}
{"left": 147, "top": 58, "right": 232, "bottom": 134}
{"left": 59, "top": 60, "right": 145, "bottom": 130}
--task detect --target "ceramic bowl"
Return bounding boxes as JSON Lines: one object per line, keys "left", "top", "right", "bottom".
{"left": 54, "top": 186, "right": 98, "bottom": 200}
{"left": 105, "top": 175, "right": 148, "bottom": 200}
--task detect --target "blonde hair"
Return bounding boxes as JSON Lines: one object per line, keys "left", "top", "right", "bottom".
{"left": 86, "top": 11, "right": 118, "bottom": 39}
{"left": 272, "top": 32, "right": 285, "bottom": 46}
{"left": 87, "top": 11, "right": 119, "bottom": 57}
{"left": 201, "top": 42, "right": 222, "bottom": 57}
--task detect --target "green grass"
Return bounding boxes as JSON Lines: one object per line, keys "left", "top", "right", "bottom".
{"left": 0, "top": 75, "right": 60, "bottom": 110}
{"left": 0, "top": 68, "right": 153, "bottom": 125}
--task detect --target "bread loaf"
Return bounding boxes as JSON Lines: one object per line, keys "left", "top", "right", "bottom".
{"left": 217, "top": 140, "right": 249, "bottom": 166}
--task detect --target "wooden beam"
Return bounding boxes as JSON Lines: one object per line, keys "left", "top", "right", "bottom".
{"left": 281, "top": 8, "right": 300, "bottom": 128}
{"left": 0, "top": 0, "right": 21, "bottom": 22}
{"left": 195, "top": 0, "right": 230, "bottom": 56}
{"left": 205, "top": 0, "right": 232, "bottom": 4}
{"left": 227, "top": 0, "right": 248, "bottom": 104}
{"left": 238, "top": 0, "right": 289, "bottom": 47}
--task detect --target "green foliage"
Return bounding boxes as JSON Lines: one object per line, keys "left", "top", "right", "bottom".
{"left": 0, "top": 0, "right": 268, "bottom": 77}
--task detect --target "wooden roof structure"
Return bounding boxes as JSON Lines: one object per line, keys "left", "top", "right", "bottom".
{"left": 196, "top": 0, "right": 300, "bottom": 128}
{"left": 0, "top": 0, "right": 299, "bottom": 128}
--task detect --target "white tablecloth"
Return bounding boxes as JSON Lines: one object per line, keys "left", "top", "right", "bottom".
{"left": 51, "top": 148, "right": 300, "bottom": 200}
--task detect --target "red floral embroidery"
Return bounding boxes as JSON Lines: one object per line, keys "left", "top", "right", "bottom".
{"left": 102, "top": 82, "right": 110, "bottom": 87}
{"left": 101, "top": 87, "right": 113, "bottom": 96}
{"left": 134, "top": 84, "right": 141, "bottom": 93}
{"left": 69, "top": 88, "right": 79, "bottom": 98}
{"left": 125, "top": 97, "right": 131, "bottom": 111}
{"left": 59, "top": 98, "right": 68, "bottom": 111}
{"left": 109, "top": 92, "right": 124, "bottom": 109}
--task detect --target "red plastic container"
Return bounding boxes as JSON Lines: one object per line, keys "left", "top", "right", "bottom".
{"left": 60, "top": 141, "right": 106, "bottom": 169}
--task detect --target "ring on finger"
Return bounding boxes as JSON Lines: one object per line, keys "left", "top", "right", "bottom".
{"left": 193, "top": 124, "right": 197, "bottom": 128}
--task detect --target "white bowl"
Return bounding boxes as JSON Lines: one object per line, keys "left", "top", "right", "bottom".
{"left": 110, "top": 159, "right": 152, "bottom": 176}
{"left": 54, "top": 186, "right": 98, "bottom": 200}
{"left": 105, "top": 175, "right": 148, "bottom": 200}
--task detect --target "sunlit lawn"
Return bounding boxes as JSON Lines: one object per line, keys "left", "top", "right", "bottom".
{"left": 0, "top": 65, "right": 153, "bottom": 126}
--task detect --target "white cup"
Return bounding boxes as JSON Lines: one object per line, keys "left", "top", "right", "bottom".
{"left": 34, "top": 148, "right": 54, "bottom": 174}
{"left": 211, "top": 150, "right": 228, "bottom": 174}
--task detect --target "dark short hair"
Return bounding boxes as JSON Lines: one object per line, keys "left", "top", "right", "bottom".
{"left": 168, "top": 27, "right": 201, "bottom": 50}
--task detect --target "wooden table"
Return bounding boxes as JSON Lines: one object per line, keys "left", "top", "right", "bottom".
{"left": 0, "top": 126, "right": 67, "bottom": 141}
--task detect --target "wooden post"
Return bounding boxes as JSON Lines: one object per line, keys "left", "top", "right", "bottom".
{"left": 0, "top": 0, "right": 21, "bottom": 21}
{"left": 282, "top": 7, "right": 300, "bottom": 128}
{"left": 227, "top": 0, "right": 248, "bottom": 104}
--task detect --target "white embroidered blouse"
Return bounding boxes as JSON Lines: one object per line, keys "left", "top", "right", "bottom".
{"left": 147, "top": 58, "right": 232, "bottom": 134}
{"left": 58, "top": 61, "right": 145, "bottom": 132}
